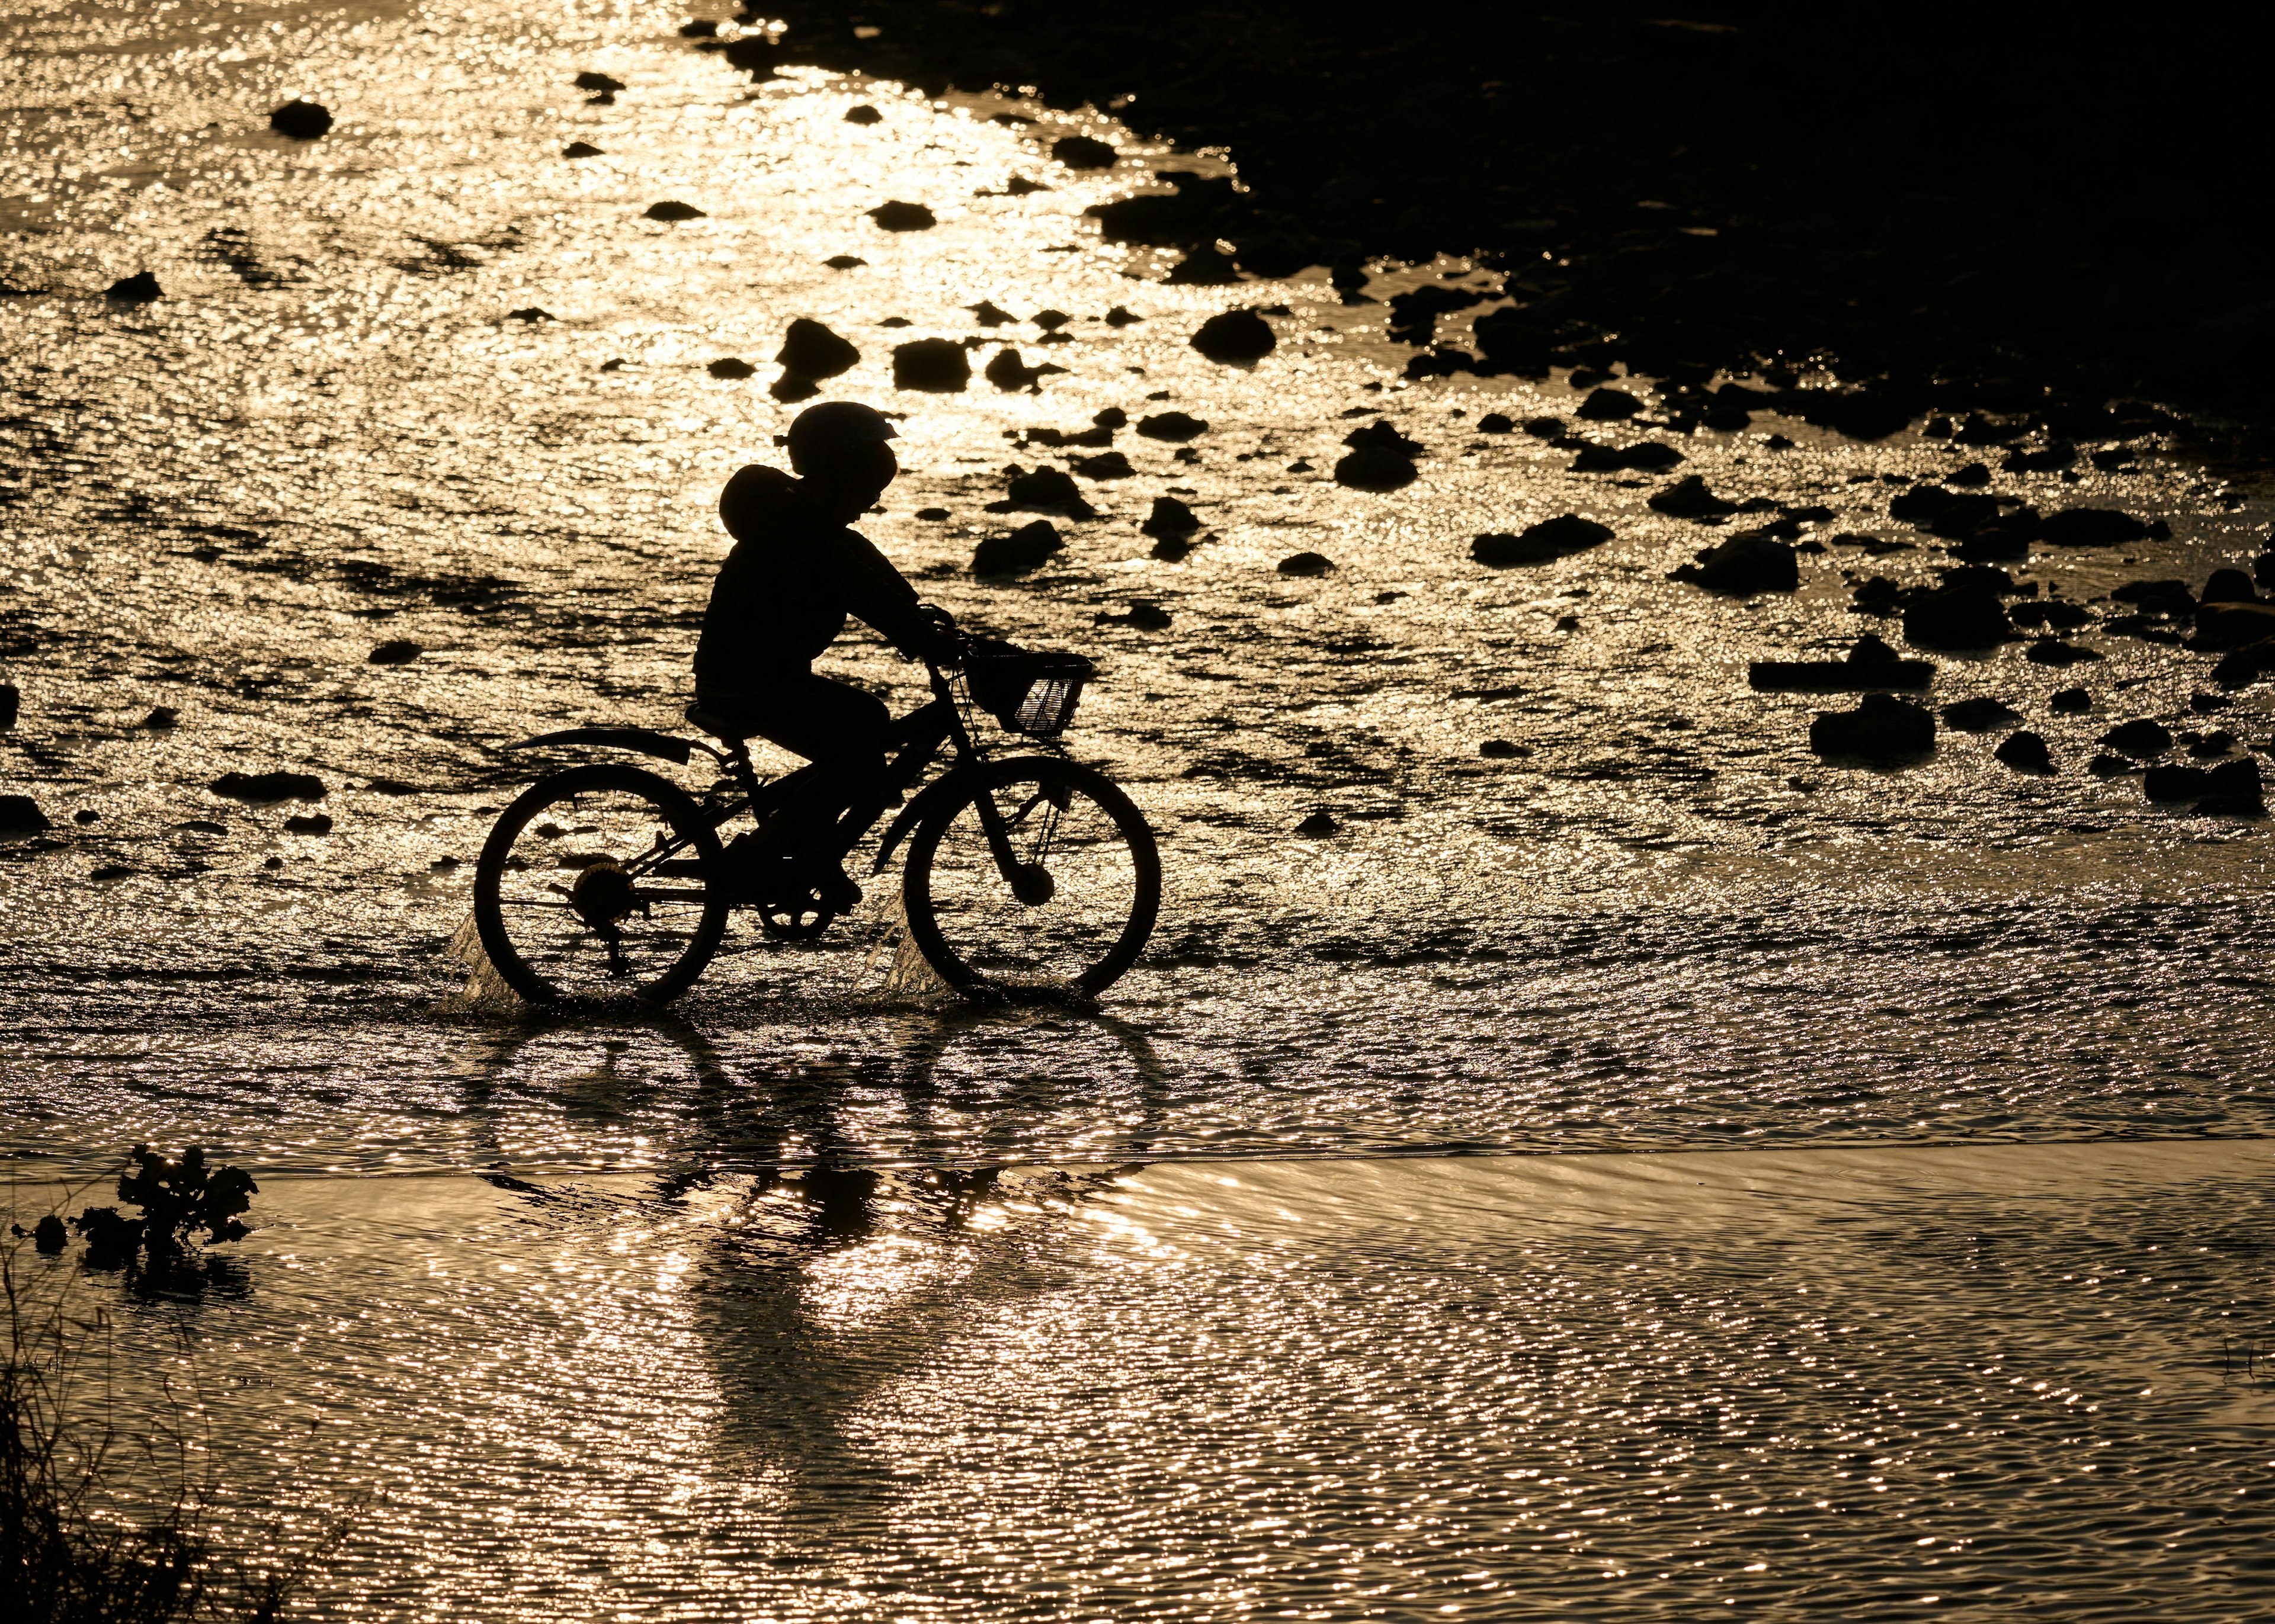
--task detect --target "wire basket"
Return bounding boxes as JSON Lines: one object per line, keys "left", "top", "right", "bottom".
{"left": 957, "top": 641, "right": 1095, "bottom": 738}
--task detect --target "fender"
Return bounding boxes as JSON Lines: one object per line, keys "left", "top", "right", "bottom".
{"left": 501, "top": 727, "right": 707, "bottom": 768}
{"left": 869, "top": 754, "right": 1064, "bottom": 874}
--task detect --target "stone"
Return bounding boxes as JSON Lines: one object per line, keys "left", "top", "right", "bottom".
{"left": 1476, "top": 413, "right": 1514, "bottom": 434}
{"left": 1946, "top": 461, "right": 1992, "bottom": 487}
{"left": 2143, "top": 764, "right": 2215, "bottom": 802}
{"left": 563, "top": 141, "right": 603, "bottom": 158}
{"left": 822, "top": 254, "right": 865, "bottom": 269}
{"left": 844, "top": 104, "right": 882, "bottom": 125}
{"left": 2024, "top": 638, "right": 2101, "bottom": 666}
{"left": 2099, "top": 719, "right": 2173, "bottom": 758}
{"left": 1941, "top": 698, "right": 2023, "bottom": 732}
{"left": 2193, "top": 602, "right": 2275, "bottom": 650}
{"left": 0, "top": 794, "right": 50, "bottom": 833}
{"left": 142, "top": 706, "right": 179, "bottom": 728}
{"left": 2198, "top": 758, "right": 2267, "bottom": 817}
{"left": 1901, "top": 586, "right": 2010, "bottom": 650}
{"left": 707, "top": 358, "right": 755, "bottom": 379}
{"left": 212, "top": 771, "right": 326, "bottom": 802}
{"left": 284, "top": 812, "right": 334, "bottom": 835}
{"left": 2212, "top": 644, "right": 2275, "bottom": 689}
{"left": 776, "top": 317, "right": 858, "bottom": 378}
{"left": 969, "top": 300, "right": 1016, "bottom": 326}
{"left": 2088, "top": 753, "right": 2136, "bottom": 778}
{"left": 574, "top": 71, "right": 627, "bottom": 93}
{"left": 1072, "top": 451, "right": 1133, "bottom": 479}
{"left": 1479, "top": 739, "right": 1531, "bottom": 759}
{"left": 915, "top": 508, "right": 951, "bottom": 521}
{"left": 1671, "top": 532, "right": 1798, "bottom": 595}
{"left": 2037, "top": 507, "right": 2148, "bottom": 547}
{"left": 1471, "top": 514, "right": 1613, "bottom": 567}
{"left": 2188, "top": 730, "right": 2238, "bottom": 758}
{"left": 1335, "top": 446, "right": 1418, "bottom": 490}
{"left": 644, "top": 200, "right": 706, "bottom": 221}
{"left": 1165, "top": 245, "right": 1239, "bottom": 284}
{"left": 106, "top": 271, "right": 162, "bottom": 301}
{"left": 0, "top": 683, "right": 16, "bottom": 728}
{"left": 268, "top": 100, "right": 334, "bottom": 140}
{"left": 892, "top": 338, "right": 970, "bottom": 391}
{"left": 1136, "top": 411, "right": 1207, "bottom": 442}
{"left": 1277, "top": 552, "right": 1334, "bottom": 576}
{"left": 720, "top": 37, "right": 776, "bottom": 77}
{"left": 1470, "top": 308, "right": 1550, "bottom": 374}
{"left": 90, "top": 864, "right": 134, "bottom": 881}
{"left": 985, "top": 347, "right": 1065, "bottom": 391}
{"left": 1141, "top": 496, "right": 1199, "bottom": 537}
{"left": 507, "top": 307, "right": 553, "bottom": 322}
{"left": 368, "top": 640, "right": 422, "bottom": 665}
{"left": 1105, "top": 305, "right": 1140, "bottom": 326}
{"left": 1343, "top": 419, "right": 1423, "bottom": 458}
{"left": 1190, "top": 309, "right": 1276, "bottom": 363}
{"left": 1810, "top": 693, "right": 1935, "bottom": 762}
{"left": 678, "top": 20, "right": 718, "bottom": 36}
{"left": 868, "top": 200, "right": 936, "bottom": 232}
{"left": 1523, "top": 416, "right": 1566, "bottom": 439}
{"left": 1005, "top": 466, "right": 1094, "bottom": 516}
{"left": 1570, "top": 441, "right": 1683, "bottom": 473}
{"left": 1053, "top": 135, "right": 1119, "bottom": 169}
{"left": 1994, "top": 730, "right": 2054, "bottom": 773}
{"left": 2050, "top": 687, "right": 2092, "bottom": 714}
{"left": 972, "top": 521, "right": 1063, "bottom": 576}
{"left": 771, "top": 375, "right": 819, "bottom": 403}
{"left": 1575, "top": 387, "right": 1643, "bottom": 421}
{"left": 1647, "top": 474, "right": 1736, "bottom": 519}
{"left": 1296, "top": 809, "right": 1340, "bottom": 837}
{"left": 2202, "top": 568, "right": 2259, "bottom": 604}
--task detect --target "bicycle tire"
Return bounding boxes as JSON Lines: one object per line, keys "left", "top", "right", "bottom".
{"left": 902, "top": 756, "right": 1160, "bottom": 999}
{"left": 473, "top": 763, "right": 728, "bottom": 1004}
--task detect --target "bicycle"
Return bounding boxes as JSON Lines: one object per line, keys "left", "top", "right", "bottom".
{"left": 470, "top": 639, "right": 1161, "bottom": 1005}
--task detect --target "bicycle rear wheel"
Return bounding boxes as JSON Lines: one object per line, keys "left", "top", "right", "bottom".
{"left": 902, "top": 757, "right": 1159, "bottom": 998}
{"left": 473, "top": 763, "right": 728, "bottom": 1004}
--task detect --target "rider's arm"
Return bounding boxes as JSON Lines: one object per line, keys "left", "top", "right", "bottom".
{"left": 836, "top": 529, "right": 947, "bottom": 659}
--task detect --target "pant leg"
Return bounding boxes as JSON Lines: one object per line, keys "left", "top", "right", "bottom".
{"left": 704, "top": 674, "right": 891, "bottom": 859}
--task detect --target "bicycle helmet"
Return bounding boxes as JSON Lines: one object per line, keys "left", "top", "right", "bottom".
{"left": 786, "top": 400, "right": 898, "bottom": 473}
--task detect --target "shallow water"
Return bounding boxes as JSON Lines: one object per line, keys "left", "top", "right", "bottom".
{"left": 4, "top": 5, "right": 2274, "bottom": 1615}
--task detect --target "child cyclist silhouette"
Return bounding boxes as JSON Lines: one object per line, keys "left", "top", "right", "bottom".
{"left": 693, "top": 402, "right": 958, "bottom": 912}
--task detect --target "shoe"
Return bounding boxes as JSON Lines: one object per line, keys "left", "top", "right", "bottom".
{"left": 808, "top": 861, "right": 863, "bottom": 913}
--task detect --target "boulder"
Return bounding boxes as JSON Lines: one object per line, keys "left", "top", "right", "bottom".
{"left": 1570, "top": 441, "right": 1683, "bottom": 473}
{"left": 507, "top": 307, "right": 554, "bottom": 322}
{"left": 563, "top": 142, "right": 603, "bottom": 158}
{"left": 1343, "top": 419, "right": 1423, "bottom": 457}
{"left": 2099, "top": 718, "right": 2173, "bottom": 758}
{"left": 1190, "top": 309, "right": 1276, "bottom": 363}
{"left": 1136, "top": 411, "right": 1207, "bottom": 442}
{"left": 1071, "top": 451, "right": 1133, "bottom": 479}
{"left": 1943, "top": 698, "right": 2023, "bottom": 731}
{"left": 1476, "top": 413, "right": 1514, "bottom": 434}
{"left": 1671, "top": 532, "right": 1798, "bottom": 595}
{"left": 106, "top": 271, "right": 162, "bottom": 301}
{"left": 1470, "top": 307, "right": 1550, "bottom": 374}
{"left": 2037, "top": 507, "right": 2148, "bottom": 547}
{"left": 0, "top": 795, "right": 49, "bottom": 833}
{"left": 1575, "top": 387, "right": 1642, "bottom": 421}
{"left": 969, "top": 300, "right": 1015, "bottom": 326}
{"left": 643, "top": 200, "right": 706, "bottom": 221}
{"left": 1165, "top": 245, "right": 1239, "bottom": 284}
{"left": 0, "top": 682, "right": 15, "bottom": 729}
{"left": 2212, "top": 643, "right": 2275, "bottom": 689}
{"left": 1647, "top": 474, "right": 1735, "bottom": 519}
{"left": 1005, "top": 466, "right": 1094, "bottom": 516}
{"left": 1093, "top": 407, "right": 1127, "bottom": 429}
{"left": 1994, "top": 730, "right": 2054, "bottom": 774}
{"left": 1810, "top": 693, "right": 1935, "bottom": 762}
{"left": 868, "top": 200, "right": 936, "bottom": 231}
{"left": 2024, "top": 638, "right": 2101, "bottom": 666}
{"left": 892, "top": 338, "right": 969, "bottom": 391}
{"left": 720, "top": 37, "right": 776, "bottom": 76}
{"left": 1053, "top": 135, "right": 1119, "bottom": 169}
{"left": 368, "top": 640, "right": 422, "bottom": 665}
{"left": 574, "top": 71, "right": 627, "bottom": 93}
{"left": 2202, "top": 568, "right": 2259, "bottom": 604}
{"left": 844, "top": 104, "right": 882, "bottom": 125}
{"left": 2193, "top": 601, "right": 2275, "bottom": 650}
{"left": 2144, "top": 764, "right": 2215, "bottom": 802}
{"left": 284, "top": 813, "right": 334, "bottom": 835}
{"left": 2199, "top": 758, "right": 2267, "bottom": 817}
{"left": 212, "top": 771, "right": 326, "bottom": 802}
{"left": 771, "top": 375, "right": 819, "bottom": 402}
{"left": 1141, "top": 496, "right": 1199, "bottom": 537}
{"left": 776, "top": 317, "right": 858, "bottom": 379}
{"left": 972, "top": 521, "right": 1063, "bottom": 576}
{"left": 2258, "top": 551, "right": 2275, "bottom": 588}
{"left": 268, "top": 100, "right": 333, "bottom": 140}
{"left": 1523, "top": 416, "right": 1566, "bottom": 439}
{"left": 1471, "top": 514, "right": 1612, "bottom": 567}
{"left": 707, "top": 358, "right": 755, "bottom": 379}
{"left": 2050, "top": 687, "right": 2092, "bottom": 714}
{"left": 1277, "top": 552, "right": 1334, "bottom": 576}
{"left": 1335, "top": 446, "right": 1418, "bottom": 490}
{"left": 1901, "top": 586, "right": 2010, "bottom": 649}
{"left": 1105, "top": 304, "right": 1140, "bottom": 326}
{"left": 985, "top": 347, "right": 1066, "bottom": 391}
{"left": 1295, "top": 809, "right": 1340, "bottom": 837}
{"left": 1479, "top": 739, "right": 1531, "bottom": 759}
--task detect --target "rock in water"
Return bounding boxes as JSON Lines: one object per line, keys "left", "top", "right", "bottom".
{"left": 0, "top": 794, "right": 50, "bottom": 833}
{"left": 969, "top": 300, "right": 1015, "bottom": 326}
{"left": 1810, "top": 694, "right": 1935, "bottom": 763}
{"left": 1141, "top": 496, "right": 1199, "bottom": 537}
{"left": 1575, "top": 387, "right": 1642, "bottom": 421}
{"left": 268, "top": 100, "right": 333, "bottom": 139}
{"left": 1136, "top": 411, "right": 1207, "bottom": 442}
{"left": 1343, "top": 419, "right": 1423, "bottom": 457}
{"left": 1052, "top": 135, "right": 1119, "bottom": 169}
{"left": 367, "top": 640, "right": 422, "bottom": 665}
{"left": 1941, "top": 698, "right": 2023, "bottom": 732}
{"left": 2099, "top": 718, "right": 2173, "bottom": 758}
{"left": 0, "top": 682, "right": 16, "bottom": 728}
{"left": 643, "top": 200, "right": 706, "bottom": 221}
{"left": 1994, "top": 730, "right": 2055, "bottom": 773}
{"left": 1335, "top": 445, "right": 1417, "bottom": 490}
{"left": 1470, "top": 308, "right": 1550, "bottom": 374}
{"left": 770, "top": 375, "right": 819, "bottom": 402}
{"left": 1476, "top": 413, "right": 1514, "bottom": 434}
{"left": 2051, "top": 687, "right": 2092, "bottom": 714}
{"left": 106, "top": 271, "right": 162, "bottom": 301}
{"left": 1647, "top": 475, "right": 1735, "bottom": 519}
{"left": 892, "top": 338, "right": 969, "bottom": 391}
{"left": 2037, "top": 507, "right": 2149, "bottom": 547}
{"left": 844, "top": 104, "right": 882, "bottom": 125}
{"left": 985, "top": 348, "right": 1066, "bottom": 391}
{"left": 1901, "top": 586, "right": 2011, "bottom": 649}
{"left": 284, "top": 813, "right": 334, "bottom": 835}
{"left": 1005, "top": 466, "right": 1094, "bottom": 516}
{"left": 868, "top": 200, "right": 936, "bottom": 232}
{"left": 1295, "top": 809, "right": 1339, "bottom": 837}
{"left": 1165, "top": 244, "right": 1239, "bottom": 284}
{"left": 2202, "top": 568, "right": 2259, "bottom": 604}
{"left": 776, "top": 317, "right": 858, "bottom": 379}
{"left": 1671, "top": 532, "right": 1798, "bottom": 595}
{"left": 1071, "top": 451, "right": 1132, "bottom": 479}
{"left": 2199, "top": 758, "right": 2267, "bottom": 817}
{"left": 720, "top": 37, "right": 776, "bottom": 77}
{"left": 211, "top": 771, "right": 326, "bottom": 802}
{"left": 1190, "top": 310, "right": 1275, "bottom": 363}
{"left": 1277, "top": 552, "right": 1333, "bottom": 576}
{"left": 2144, "top": 765, "right": 2215, "bottom": 801}
{"left": 707, "top": 358, "right": 755, "bottom": 379}
{"left": 563, "top": 141, "right": 603, "bottom": 158}
{"left": 972, "top": 521, "right": 1063, "bottom": 576}
{"left": 574, "top": 71, "right": 627, "bottom": 93}
{"left": 1471, "top": 514, "right": 1613, "bottom": 566}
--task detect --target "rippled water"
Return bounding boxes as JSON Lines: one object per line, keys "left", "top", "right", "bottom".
{"left": 4, "top": 5, "right": 2274, "bottom": 1616}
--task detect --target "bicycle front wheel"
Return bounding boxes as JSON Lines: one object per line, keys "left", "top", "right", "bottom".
{"left": 473, "top": 763, "right": 728, "bottom": 1004}
{"left": 902, "top": 756, "right": 1160, "bottom": 998}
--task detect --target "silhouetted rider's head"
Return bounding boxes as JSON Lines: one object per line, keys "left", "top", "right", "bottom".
{"left": 787, "top": 401, "right": 899, "bottom": 515}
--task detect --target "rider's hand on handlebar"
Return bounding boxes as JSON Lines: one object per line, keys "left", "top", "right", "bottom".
{"left": 916, "top": 602, "right": 963, "bottom": 661}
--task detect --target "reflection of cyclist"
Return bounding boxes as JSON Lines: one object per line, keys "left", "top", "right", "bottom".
{"left": 694, "top": 402, "right": 954, "bottom": 908}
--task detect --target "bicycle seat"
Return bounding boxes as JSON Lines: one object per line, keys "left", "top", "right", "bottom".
{"left": 684, "top": 702, "right": 757, "bottom": 741}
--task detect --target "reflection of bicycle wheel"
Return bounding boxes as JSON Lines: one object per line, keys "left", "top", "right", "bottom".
{"left": 902, "top": 757, "right": 1159, "bottom": 998}
{"left": 473, "top": 765, "right": 727, "bottom": 1004}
